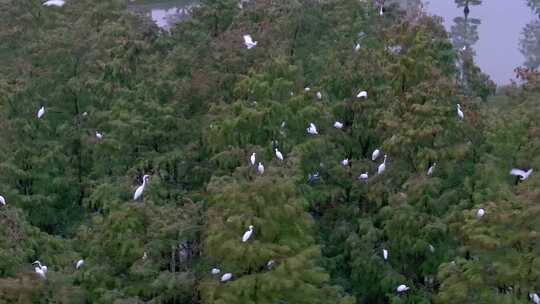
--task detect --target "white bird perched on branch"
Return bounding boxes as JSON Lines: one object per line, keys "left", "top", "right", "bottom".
{"left": 242, "top": 225, "right": 254, "bottom": 242}
{"left": 456, "top": 104, "right": 464, "bottom": 120}
{"left": 250, "top": 153, "right": 256, "bottom": 166}
{"left": 372, "top": 149, "right": 380, "bottom": 161}
{"left": 341, "top": 159, "right": 350, "bottom": 166}
{"left": 333, "top": 121, "right": 344, "bottom": 129}
{"left": 383, "top": 249, "right": 388, "bottom": 261}
{"left": 359, "top": 172, "right": 368, "bottom": 180}
{"left": 37, "top": 106, "right": 45, "bottom": 119}
{"left": 33, "top": 261, "right": 48, "bottom": 279}
{"left": 221, "top": 273, "right": 233, "bottom": 282}
{"left": 0, "top": 195, "right": 5, "bottom": 206}
{"left": 510, "top": 168, "right": 533, "bottom": 180}
{"left": 211, "top": 268, "right": 221, "bottom": 275}
{"left": 75, "top": 259, "right": 84, "bottom": 269}
{"left": 476, "top": 208, "right": 485, "bottom": 219}
{"left": 306, "top": 123, "right": 318, "bottom": 135}
{"left": 43, "top": 0, "right": 65, "bottom": 7}
{"left": 275, "top": 148, "right": 284, "bottom": 161}
{"left": 427, "top": 163, "right": 436, "bottom": 176}
{"left": 257, "top": 162, "right": 264, "bottom": 174}
{"left": 133, "top": 175, "right": 150, "bottom": 201}
{"left": 377, "top": 155, "right": 387, "bottom": 175}
{"left": 243, "top": 35, "right": 257, "bottom": 49}
{"left": 356, "top": 91, "right": 368, "bottom": 99}
{"left": 396, "top": 284, "right": 410, "bottom": 293}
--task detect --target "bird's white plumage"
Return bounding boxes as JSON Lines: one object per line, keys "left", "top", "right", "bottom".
{"left": 304, "top": 87, "right": 311, "bottom": 92}
{"left": 306, "top": 123, "right": 318, "bottom": 135}
{"left": 476, "top": 208, "right": 485, "bottom": 219}
{"left": 427, "top": 163, "right": 436, "bottom": 176}
{"left": 341, "top": 159, "right": 349, "bottom": 166}
{"left": 96, "top": 131, "right": 103, "bottom": 140}
{"left": 359, "top": 172, "right": 368, "bottom": 180}
{"left": 510, "top": 168, "right": 533, "bottom": 180}
{"left": 243, "top": 35, "right": 257, "bottom": 49}
{"left": 133, "top": 174, "right": 150, "bottom": 201}
{"left": 377, "top": 155, "right": 387, "bottom": 175}
{"left": 75, "top": 259, "right": 84, "bottom": 269}
{"left": 0, "top": 195, "right": 5, "bottom": 206}
{"left": 428, "top": 244, "right": 435, "bottom": 253}
{"left": 333, "top": 121, "right": 344, "bottom": 129}
{"left": 250, "top": 153, "right": 256, "bottom": 166}
{"left": 275, "top": 149, "right": 284, "bottom": 161}
{"left": 267, "top": 260, "right": 275, "bottom": 269}
{"left": 372, "top": 149, "right": 380, "bottom": 161}
{"left": 33, "top": 261, "right": 48, "bottom": 279}
{"left": 383, "top": 249, "right": 388, "bottom": 260}
{"left": 354, "top": 43, "right": 361, "bottom": 51}
{"left": 221, "top": 273, "right": 232, "bottom": 282}
{"left": 242, "top": 225, "right": 254, "bottom": 242}
{"left": 37, "top": 106, "right": 45, "bottom": 119}
{"left": 316, "top": 91, "right": 322, "bottom": 100}
{"left": 396, "top": 284, "right": 410, "bottom": 293}
{"left": 530, "top": 293, "right": 540, "bottom": 304}
{"left": 356, "top": 91, "right": 368, "bottom": 98}
{"left": 257, "top": 162, "right": 264, "bottom": 174}
{"left": 43, "top": 0, "right": 65, "bottom": 7}
{"left": 457, "top": 104, "right": 464, "bottom": 120}
{"left": 211, "top": 268, "right": 221, "bottom": 275}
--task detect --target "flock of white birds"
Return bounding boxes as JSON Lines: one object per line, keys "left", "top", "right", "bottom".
{"left": 0, "top": 0, "right": 532, "bottom": 298}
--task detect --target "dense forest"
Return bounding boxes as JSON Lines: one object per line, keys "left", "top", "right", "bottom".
{"left": 0, "top": 0, "right": 539, "bottom": 303}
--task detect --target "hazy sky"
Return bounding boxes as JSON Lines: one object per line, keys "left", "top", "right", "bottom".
{"left": 425, "top": 0, "right": 537, "bottom": 85}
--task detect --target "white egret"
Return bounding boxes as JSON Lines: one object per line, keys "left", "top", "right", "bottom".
{"left": 243, "top": 35, "right": 257, "bottom": 49}
{"left": 456, "top": 104, "right": 464, "bottom": 120}
{"left": 250, "top": 153, "right": 256, "bottom": 166}
{"left": 275, "top": 148, "right": 284, "bottom": 161}
{"left": 530, "top": 293, "right": 540, "bottom": 304}
{"left": 0, "top": 195, "right": 5, "bottom": 206}
{"left": 142, "top": 252, "right": 148, "bottom": 260}
{"left": 379, "top": 4, "right": 384, "bottom": 16}
{"left": 333, "top": 121, "right": 344, "bottom": 129}
{"left": 377, "top": 155, "right": 387, "bottom": 175}
{"left": 372, "top": 149, "right": 380, "bottom": 161}
{"left": 33, "top": 261, "right": 48, "bottom": 279}
{"left": 428, "top": 244, "right": 435, "bottom": 253}
{"left": 341, "top": 159, "right": 349, "bottom": 166}
{"left": 396, "top": 284, "right": 410, "bottom": 293}
{"left": 304, "top": 87, "right": 311, "bottom": 92}
{"left": 133, "top": 174, "right": 150, "bottom": 201}
{"left": 95, "top": 131, "right": 103, "bottom": 140}
{"left": 356, "top": 91, "right": 368, "bottom": 99}
{"left": 427, "top": 163, "right": 436, "bottom": 176}
{"left": 359, "top": 172, "right": 368, "bottom": 180}
{"left": 43, "top": 0, "right": 65, "bottom": 7}
{"left": 37, "top": 106, "right": 45, "bottom": 119}
{"left": 257, "top": 162, "right": 264, "bottom": 175}
{"left": 221, "top": 273, "right": 233, "bottom": 282}
{"left": 306, "top": 123, "right": 318, "bottom": 135}
{"left": 354, "top": 43, "right": 361, "bottom": 51}
{"left": 75, "top": 259, "right": 84, "bottom": 269}
{"left": 82, "top": 111, "right": 88, "bottom": 116}
{"left": 280, "top": 121, "right": 286, "bottom": 128}
{"left": 510, "top": 168, "right": 533, "bottom": 180}
{"left": 211, "top": 268, "right": 221, "bottom": 275}
{"left": 316, "top": 91, "right": 322, "bottom": 100}
{"left": 267, "top": 260, "right": 275, "bottom": 269}
{"left": 242, "top": 225, "right": 254, "bottom": 242}
{"left": 476, "top": 208, "right": 485, "bottom": 219}
{"left": 383, "top": 249, "right": 388, "bottom": 260}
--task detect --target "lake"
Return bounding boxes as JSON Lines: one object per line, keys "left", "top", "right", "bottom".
{"left": 133, "top": 0, "right": 540, "bottom": 86}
